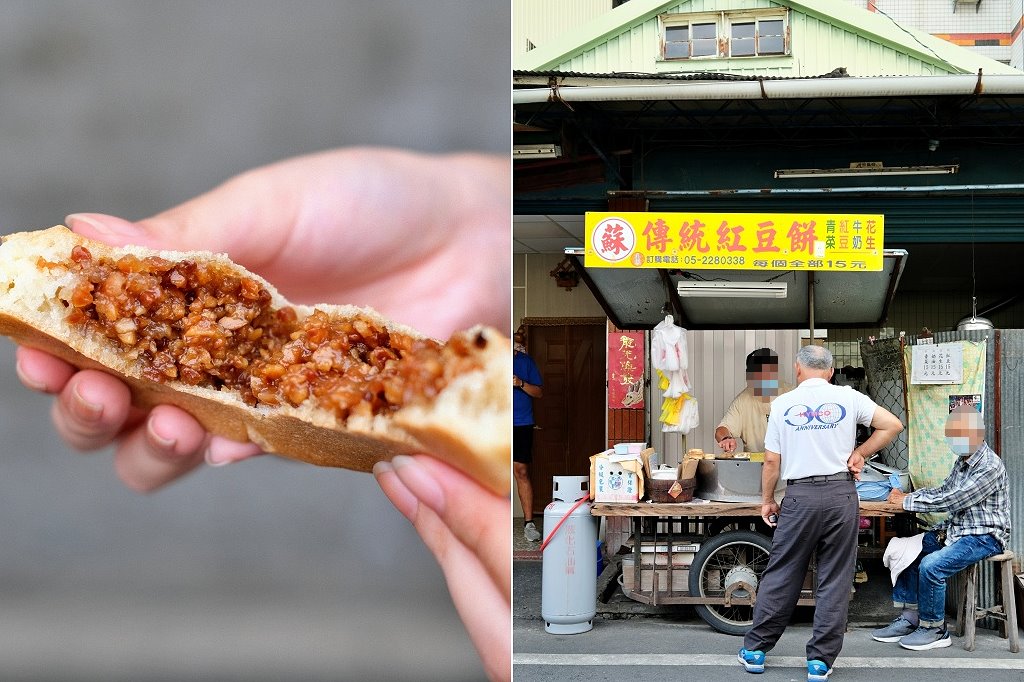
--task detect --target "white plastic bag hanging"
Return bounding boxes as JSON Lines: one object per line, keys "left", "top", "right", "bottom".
{"left": 651, "top": 315, "right": 690, "bottom": 397}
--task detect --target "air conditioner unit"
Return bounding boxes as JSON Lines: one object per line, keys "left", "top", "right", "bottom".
{"left": 953, "top": 0, "right": 981, "bottom": 13}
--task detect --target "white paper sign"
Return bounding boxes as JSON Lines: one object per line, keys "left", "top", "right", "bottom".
{"left": 910, "top": 342, "right": 963, "bottom": 385}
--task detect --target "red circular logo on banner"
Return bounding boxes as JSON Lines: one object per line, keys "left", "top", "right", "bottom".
{"left": 591, "top": 217, "right": 635, "bottom": 263}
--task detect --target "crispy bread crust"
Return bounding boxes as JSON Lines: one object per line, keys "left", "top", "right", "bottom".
{"left": 0, "top": 227, "right": 510, "bottom": 495}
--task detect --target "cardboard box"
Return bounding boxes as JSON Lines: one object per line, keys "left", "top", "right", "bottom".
{"left": 590, "top": 449, "right": 644, "bottom": 502}
{"left": 639, "top": 447, "right": 660, "bottom": 480}
{"left": 679, "top": 457, "right": 699, "bottom": 480}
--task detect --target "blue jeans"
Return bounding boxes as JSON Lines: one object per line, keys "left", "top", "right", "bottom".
{"left": 893, "top": 530, "right": 1002, "bottom": 626}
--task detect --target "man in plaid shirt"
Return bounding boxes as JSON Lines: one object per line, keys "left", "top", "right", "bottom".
{"left": 872, "top": 405, "right": 1009, "bottom": 651}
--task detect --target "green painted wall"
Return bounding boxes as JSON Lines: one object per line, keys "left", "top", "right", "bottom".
{"left": 539, "top": 0, "right": 956, "bottom": 76}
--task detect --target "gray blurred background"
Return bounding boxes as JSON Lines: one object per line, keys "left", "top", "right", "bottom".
{"left": 0, "top": 2, "right": 508, "bottom": 680}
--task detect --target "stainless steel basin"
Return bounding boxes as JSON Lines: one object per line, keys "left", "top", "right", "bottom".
{"left": 695, "top": 460, "right": 786, "bottom": 502}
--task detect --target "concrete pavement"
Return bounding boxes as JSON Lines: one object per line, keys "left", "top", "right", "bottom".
{"left": 515, "top": 557, "right": 1024, "bottom": 681}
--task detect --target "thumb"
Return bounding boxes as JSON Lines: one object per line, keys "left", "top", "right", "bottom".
{"left": 63, "top": 211, "right": 256, "bottom": 256}
{"left": 65, "top": 213, "right": 154, "bottom": 248}
{"left": 63, "top": 210, "right": 295, "bottom": 310}
{"left": 64, "top": 204, "right": 287, "bottom": 276}
{"left": 65, "top": 163, "right": 298, "bottom": 273}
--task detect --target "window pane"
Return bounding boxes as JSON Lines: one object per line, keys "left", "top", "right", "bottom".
{"left": 692, "top": 38, "right": 717, "bottom": 57}
{"left": 665, "top": 41, "right": 689, "bottom": 59}
{"left": 759, "top": 35, "right": 784, "bottom": 54}
{"left": 666, "top": 25, "right": 688, "bottom": 41}
{"left": 759, "top": 20, "right": 784, "bottom": 38}
{"left": 692, "top": 23, "right": 716, "bottom": 39}
{"left": 732, "top": 22, "right": 755, "bottom": 39}
{"left": 732, "top": 37, "right": 755, "bottom": 56}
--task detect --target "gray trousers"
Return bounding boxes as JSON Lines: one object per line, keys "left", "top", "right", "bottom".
{"left": 742, "top": 479, "right": 859, "bottom": 668}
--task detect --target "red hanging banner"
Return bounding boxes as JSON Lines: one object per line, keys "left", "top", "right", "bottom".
{"left": 608, "top": 331, "right": 645, "bottom": 410}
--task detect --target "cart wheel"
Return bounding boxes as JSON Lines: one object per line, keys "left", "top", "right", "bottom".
{"left": 689, "top": 530, "right": 772, "bottom": 636}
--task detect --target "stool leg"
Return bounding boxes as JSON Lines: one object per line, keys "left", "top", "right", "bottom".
{"left": 1002, "top": 559, "right": 1020, "bottom": 653}
{"left": 964, "top": 564, "right": 978, "bottom": 652}
{"left": 956, "top": 570, "right": 968, "bottom": 637}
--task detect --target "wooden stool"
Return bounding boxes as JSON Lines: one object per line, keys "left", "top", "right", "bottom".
{"left": 955, "top": 550, "right": 1020, "bottom": 653}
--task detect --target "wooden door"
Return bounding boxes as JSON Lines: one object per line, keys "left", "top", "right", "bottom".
{"left": 525, "top": 322, "right": 607, "bottom": 514}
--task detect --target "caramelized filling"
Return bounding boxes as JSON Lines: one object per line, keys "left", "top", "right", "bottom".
{"left": 43, "top": 246, "right": 485, "bottom": 420}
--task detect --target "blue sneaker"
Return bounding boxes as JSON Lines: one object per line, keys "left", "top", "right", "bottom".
{"left": 807, "top": 659, "right": 832, "bottom": 681}
{"left": 737, "top": 648, "right": 765, "bottom": 673}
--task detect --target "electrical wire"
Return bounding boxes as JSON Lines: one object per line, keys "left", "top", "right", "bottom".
{"left": 869, "top": 4, "right": 955, "bottom": 70}
{"left": 971, "top": 191, "right": 977, "bottom": 316}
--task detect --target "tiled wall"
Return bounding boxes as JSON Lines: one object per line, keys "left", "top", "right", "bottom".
{"left": 843, "top": 0, "right": 1024, "bottom": 69}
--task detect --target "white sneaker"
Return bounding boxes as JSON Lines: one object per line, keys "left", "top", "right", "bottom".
{"left": 524, "top": 521, "right": 541, "bottom": 542}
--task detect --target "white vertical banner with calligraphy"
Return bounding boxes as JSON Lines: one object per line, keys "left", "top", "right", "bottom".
{"left": 608, "top": 331, "right": 645, "bottom": 409}
{"left": 910, "top": 342, "right": 964, "bottom": 385}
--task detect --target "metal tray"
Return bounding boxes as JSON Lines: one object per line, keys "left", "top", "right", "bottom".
{"left": 695, "top": 459, "right": 785, "bottom": 502}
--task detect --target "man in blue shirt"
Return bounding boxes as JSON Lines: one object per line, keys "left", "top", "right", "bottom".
{"left": 872, "top": 404, "right": 1009, "bottom": 651}
{"left": 513, "top": 329, "right": 543, "bottom": 542}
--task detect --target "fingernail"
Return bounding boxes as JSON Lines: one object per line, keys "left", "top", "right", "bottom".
{"left": 205, "top": 442, "right": 234, "bottom": 467}
{"left": 70, "top": 384, "right": 103, "bottom": 422}
{"left": 391, "top": 455, "right": 445, "bottom": 515}
{"left": 65, "top": 213, "right": 135, "bottom": 238}
{"left": 204, "top": 438, "right": 257, "bottom": 467}
{"left": 373, "top": 460, "right": 418, "bottom": 522}
{"left": 205, "top": 447, "right": 232, "bottom": 467}
{"left": 146, "top": 419, "right": 178, "bottom": 453}
{"left": 15, "top": 360, "right": 48, "bottom": 392}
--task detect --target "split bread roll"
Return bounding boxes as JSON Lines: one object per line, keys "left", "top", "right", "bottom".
{"left": 0, "top": 226, "right": 510, "bottom": 495}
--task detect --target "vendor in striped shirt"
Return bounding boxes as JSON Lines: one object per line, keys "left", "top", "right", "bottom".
{"left": 872, "top": 404, "right": 1010, "bottom": 651}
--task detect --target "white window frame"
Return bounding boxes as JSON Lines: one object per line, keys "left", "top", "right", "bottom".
{"left": 660, "top": 9, "right": 789, "bottom": 61}
{"left": 662, "top": 12, "right": 722, "bottom": 60}
{"left": 726, "top": 12, "right": 788, "bottom": 58}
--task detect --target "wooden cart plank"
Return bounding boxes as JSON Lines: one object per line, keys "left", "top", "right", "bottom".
{"left": 621, "top": 588, "right": 816, "bottom": 607}
{"left": 592, "top": 500, "right": 902, "bottom": 517}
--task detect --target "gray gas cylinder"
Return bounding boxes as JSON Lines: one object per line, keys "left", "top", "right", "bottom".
{"left": 541, "top": 475, "right": 597, "bottom": 634}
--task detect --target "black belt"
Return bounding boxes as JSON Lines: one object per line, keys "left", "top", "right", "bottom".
{"left": 786, "top": 472, "right": 853, "bottom": 485}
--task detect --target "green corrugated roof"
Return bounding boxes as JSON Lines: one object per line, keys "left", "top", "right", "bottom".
{"left": 515, "top": 0, "right": 1023, "bottom": 76}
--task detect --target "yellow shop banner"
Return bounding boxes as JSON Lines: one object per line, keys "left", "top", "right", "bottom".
{"left": 584, "top": 212, "right": 884, "bottom": 271}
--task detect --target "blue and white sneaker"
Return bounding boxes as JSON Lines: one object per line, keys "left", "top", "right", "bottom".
{"left": 737, "top": 648, "right": 765, "bottom": 673}
{"left": 807, "top": 659, "right": 832, "bottom": 681}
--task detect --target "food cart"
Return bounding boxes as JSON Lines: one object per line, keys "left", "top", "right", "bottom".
{"left": 593, "top": 499, "right": 903, "bottom": 635}
{"left": 567, "top": 212, "right": 913, "bottom": 634}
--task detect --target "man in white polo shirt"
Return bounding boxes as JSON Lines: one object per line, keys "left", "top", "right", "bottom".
{"left": 736, "top": 345, "right": 904, "bottom": 682}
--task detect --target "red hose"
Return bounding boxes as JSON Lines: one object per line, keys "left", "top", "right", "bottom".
{"left": 540, "top": 495, "right": 590, "bottom": 552}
